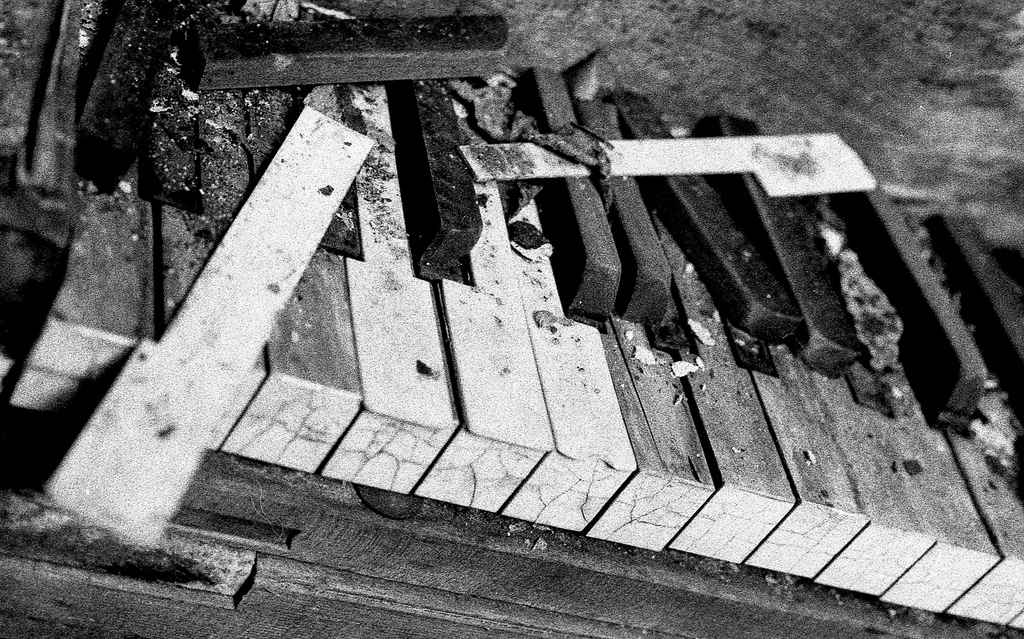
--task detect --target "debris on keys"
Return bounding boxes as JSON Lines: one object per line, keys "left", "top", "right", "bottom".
{"left": 671, "top": 356, "right": 706, "bottom": 378}
{"left": 687, "top": 318, "right": 717, "bottom": 346}
{"left": 632, "top": 343, "right": 661, "bottom": 366}
{"left": 508, "top": 210, "right": 553, "bottom": 261}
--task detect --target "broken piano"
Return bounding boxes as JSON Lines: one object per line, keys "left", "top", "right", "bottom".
{"left": 2, "top": 9, "right": 1023, "bottom": 639}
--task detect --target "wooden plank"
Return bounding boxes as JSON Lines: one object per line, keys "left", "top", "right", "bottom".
{"left": 744, "top": 347, "right": 869, "bottom": 577}
{"left": 575, "top": 99, "right": 671, "bottom": 323}
{"left": 0, "top": 491, "right": 255, "bottom": 610}
{"left": 652, "top": 216, "right": 796, "bottom": 562}
{"left": 587, "top": 319, "right": 714, "bottom": 550}
{"left": 416, "top": 180, "right": 551, "bottom": 510}
{"left": 828, "top": 191, "right": 985, "bottom": 427}
{"left": 502, "top": 199, "right": 635, "bottom": 531}
{"left": 46, "top": 100, "right": 373, "bottom": 543}
{"left": 809, "top": 373, "right": 999, "bottom": 606}
{"left": 387, "top": 80, "right": 481, "bottom": 280}
{"left": 528, "top": 67, "right": 621, "bottom": 319}
{"left": 179, "top": 452, "right": 995, "bottom": 639}
{"left": 459, "top": 134, "right": 877, "bottom": 197}
{"left": 199, "top": 16, "right": 508, "bottom": 90}
{"left": 320, "top": 84, "right": 459, "bottom": 493}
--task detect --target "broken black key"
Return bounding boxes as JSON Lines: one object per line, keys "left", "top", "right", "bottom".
{"left": 575, "top": 98, "right": 671, "bottom": 324}
{"left": 927, "top": 215, "right": 1024, "bottom": 421}
{"left": 829, "top": 191, "right": 985, "bottom": 428}
{"left": 388, "top": 80, "right": 480, "bottom": 282}
{"left": 613, "top": 91, "right": 802, "bottom": 343}
{"left": 526, "top": 68, "right": 621, "bottom": 320}
{"left": 690, "top": 115, "right": 859, "bottom": 378}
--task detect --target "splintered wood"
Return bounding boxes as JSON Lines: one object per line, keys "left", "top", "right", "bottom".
{"left": 459, "top": 135, "right": 876, "bottom": 196}
{"left": 47, "top": 98, "right": 373, "bottom": 543}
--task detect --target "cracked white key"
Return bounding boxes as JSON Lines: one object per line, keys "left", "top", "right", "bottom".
{"left": 811, "top": 371, "right": 997, "bottom": 601}
{"left": 655, "top": 217, "right": 795, "bottom": 563}
{"left": 47, "top": 100, "right": 373, "bottom": 543}
{"left": 319, "top": 84, "right": 458, "bottom": 493}
{"left": 587, "top": 321, "right": 714, "bottom": 551}
{"left": 744, "top": 348, "right": 869, "bottom": 577}
{"left": 502, "top": 200, "right": 635, "bottom": 531}
{"left": 223, "top": 251, "right": 362, "bottom": 471}
{"left": 416, "top": 180, "right": 552, "bottom": 510}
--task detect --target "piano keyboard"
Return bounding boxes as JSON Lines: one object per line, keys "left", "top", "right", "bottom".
{"left": 6, "top": 65, "right": 1024, "bottom": 630}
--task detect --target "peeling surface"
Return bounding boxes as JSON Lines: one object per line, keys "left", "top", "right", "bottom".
{"left": 746, "top": 502, "right": 867, "bottom": 577}
{"left": 669, "top": 486, "right": 792, "bottom": 563}
{"left": 322, "top": 411, "right": 449, "bottom": 493}
{"left": 588, "top": 473, "right": 713, "bottom": 551}
{"left": 816, "top": 524, "right": 933, "bottom": 595}
{"left": 503, "top": 453, "right": 631, "bottom": 531}
{"left": 416, "top": 431, "right": 544, "bottom": 512}
{"left": 223, "top": 373, "right": 360, "bottom": 472}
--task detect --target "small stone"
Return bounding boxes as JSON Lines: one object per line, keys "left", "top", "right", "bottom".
{"left": 671, "top": 359, "right": 701, "bottom": 378}
{"left": 532, "top": 537, "right": 548, "bottom": 552}
{"left": 416, "top": 360, "right": 439, "bottom": 378}
{"left": 118, "top": 181, "right": 133, "bottom": 194}
{"left": 901, "top": 459, "right": 923, "bottom": 476}
{"left": 803, "top": 450, "right": 817, "bottom": 465}
{"left": 632, "top": 344, "right": 660, "bottom": 366}
{"left": 687, "top": 319, "right": 716, "bottom": 346}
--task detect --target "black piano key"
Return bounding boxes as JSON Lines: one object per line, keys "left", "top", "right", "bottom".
{"left": 388, "top": 80, "right": 480, "bottom": 282}
{"left": 575, "top": 99, "right": 671, "bottom": 324}
{"left": 690, "top": 115, "right": 859, "bottom": 378}
{"left": 612, "top": 91, "right": 802, "bottom": 343}
{"left": 927, "top": 216, "right": 1024, "bottom": 419}
{"left": 829, "top": 191, "right": 986, "bottom": 428}
{"left": 528, "top": 68, "right": 621, "bottom": 320}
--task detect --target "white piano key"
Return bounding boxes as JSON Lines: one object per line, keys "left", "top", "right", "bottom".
{"left": 502, "top": 200, "right": 635, "bottom": 531}
{"left": 319, "top": 84, "right": 458, "bottom": 493}
{"left": 587, "top": 322, "right": 714, "bottom": 551}
{"left": 417, "top": 180, "right": 552, "bottom": 510}
{"left": 746, "top": 502, "right": 868, "bottom": 578}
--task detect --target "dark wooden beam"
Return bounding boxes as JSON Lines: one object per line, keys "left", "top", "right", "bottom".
{"left": 198, "top": 16, "right": 508, "bottom": 90}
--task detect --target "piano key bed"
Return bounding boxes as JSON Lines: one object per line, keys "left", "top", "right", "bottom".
{"left": 2, "top": 40, "right": 1023, "bottom": 637}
